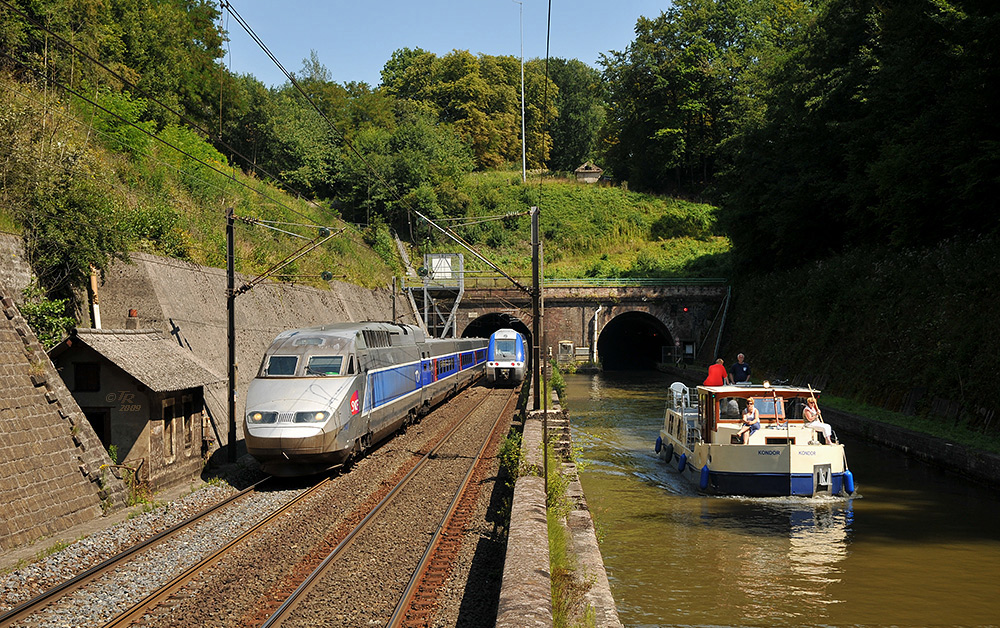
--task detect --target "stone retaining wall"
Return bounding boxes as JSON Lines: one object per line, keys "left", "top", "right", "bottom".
{"left": 0, "top": 286, "right": 127, "bottom": 552}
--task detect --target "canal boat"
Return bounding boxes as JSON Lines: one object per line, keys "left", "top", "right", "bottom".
{"left": 654, "top": 381, "right": 855, "bottom": 497}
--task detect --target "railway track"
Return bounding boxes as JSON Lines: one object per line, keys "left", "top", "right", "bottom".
{"left": 0, "top": 384, "right": 515, "bottom": 628}
{"left": 259, "top": 387, "right": 516, "bottom": 628}
{"left": 0, "top": 478, "right": 275, "bottom": 628}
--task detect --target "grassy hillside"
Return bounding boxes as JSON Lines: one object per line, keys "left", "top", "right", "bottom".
{"left": 421, "top": 171, "right": 731, "bottom": 279}
{"left": 0, "top": 76, "right": 395, "bottom": 299}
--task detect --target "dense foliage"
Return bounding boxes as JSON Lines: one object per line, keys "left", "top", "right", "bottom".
{"left": 719, "top": 0, "right": 1000, "bottom": 271}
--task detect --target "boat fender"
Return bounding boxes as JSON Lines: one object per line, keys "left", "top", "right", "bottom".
{"left": 664, "top": 442, "right": 674, "bottom": 464}
{"left": 655, "top": 436, "right": 662, "bottom": 454}
{"left": 699, "top": 465, "right": 710, "bottom": 490}
{"left": 844, "top": 470, "right": 855, "bottom": 494}
{"left": 678, "top": 453, "right": 687, "bottom": 473}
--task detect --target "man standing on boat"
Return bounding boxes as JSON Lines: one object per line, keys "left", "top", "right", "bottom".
{"left": 704, "top": 358, "right": 729, "bottom": 386}
{"left": 731, "top": 353, "right": 751, "bottom": 383}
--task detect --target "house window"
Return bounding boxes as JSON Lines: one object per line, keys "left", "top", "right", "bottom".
{"left": 74, "top": 362, "right": 100, "bottom": 392}
{"left": 183, "top": 395, "right": 194, "bottom": 451}
{"left": 163, "top": 399, "right": 176, "bottom": 461}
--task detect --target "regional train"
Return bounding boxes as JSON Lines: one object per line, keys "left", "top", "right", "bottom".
{"left": 244, "top": 321, "right": 487, "bottom": 476}
{"left": 486, "top": 328, "right": 527, "bottom": 386}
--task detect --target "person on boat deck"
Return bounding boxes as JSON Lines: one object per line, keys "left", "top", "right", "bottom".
{"left": 704, "top": 358, "right": 729, "bottom": 386}
{"left": 804, "top": 397, "right": 836, "bottom": 444}
{"left": 738, "top": 398, "right": 761, "bottom": 444}
{"left": 731, "top": 353, "right": 751, "bottom": 383}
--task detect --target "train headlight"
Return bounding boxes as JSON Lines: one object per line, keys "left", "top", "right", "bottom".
{"left": 247, "top": 411, "right": 277, "bottom": 424}
{"left": 294, "top": 411, "right": 329, "bottom": 423}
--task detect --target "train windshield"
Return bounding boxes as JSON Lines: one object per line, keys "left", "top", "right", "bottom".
{"left": 266, "top": 355, "right": 298, "bottom": 376}
{"left": 306, "top": 355, "right": 344, "bottom": 376}
{"left": 495, "top": 339, "right": 518, "bottom": 358}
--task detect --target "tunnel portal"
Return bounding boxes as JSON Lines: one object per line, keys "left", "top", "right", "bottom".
{"left": 597, "top": 311, "right": 672, "bottom": 371}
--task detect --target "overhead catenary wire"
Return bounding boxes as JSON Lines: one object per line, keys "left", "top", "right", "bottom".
{"left": 221, "top": 0, "right": 531, "bottom": 294}
{"left": 0, "top": 0, "right": 331, "bottom": 229}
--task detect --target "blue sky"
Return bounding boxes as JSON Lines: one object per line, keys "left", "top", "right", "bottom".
{"left": 221, "top": 1, "right": 670, "bottom": 88}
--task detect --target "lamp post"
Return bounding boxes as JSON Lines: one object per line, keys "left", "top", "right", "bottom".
{"left": 514, "top": 0, "right": 526, "bottom": 183}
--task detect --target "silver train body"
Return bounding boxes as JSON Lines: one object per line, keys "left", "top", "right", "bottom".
{"left": 245, "top": 322, "right": 486, "bottom": 476}
{"left": 486, "top": 328, "right": 527, "bottom": 386}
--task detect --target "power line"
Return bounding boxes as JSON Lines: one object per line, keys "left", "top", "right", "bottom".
{"left": 0, "top": 0, "right": 330, "bottom": 228}
{"left": 222, "top": 0, "right": 531, "bottom": 293}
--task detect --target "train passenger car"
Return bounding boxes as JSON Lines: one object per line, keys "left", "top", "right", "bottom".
{"left": 486, "top": 328, "right": 527, "bottom": 385}
{"left": 244, "top": 322, "right": 486, "bottom": 476}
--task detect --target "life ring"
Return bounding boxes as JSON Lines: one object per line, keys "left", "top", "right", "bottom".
{"left": 844, "top": 470, "right": 855, "bottom": 494}
{"left": 699, "top": 465, "right": 710, "bottom": 490}
{"left": 678, "top": 453, "right": 687, "bottom": 473}
{"left": 655, "top": 436, "right": 662, "bottom": 454}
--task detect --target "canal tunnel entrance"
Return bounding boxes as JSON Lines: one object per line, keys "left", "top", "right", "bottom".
{"left": 597, "top": 312, "right": 672, "bottom": 371}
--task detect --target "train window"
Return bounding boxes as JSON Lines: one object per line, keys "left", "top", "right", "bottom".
{"left": 306, "top": 355, "right": 343, "bottom": 376}
{"left": 347, "top": 355, "right": 355, "bottom": 374}
{"left": 495, "top": 339, "right": 517, "bottom": 358}
{"left": 266, "top": 355, "right": 298, "bottom": 376}
{"left": 292, "top": 336, "right": 324, "bottom": 346}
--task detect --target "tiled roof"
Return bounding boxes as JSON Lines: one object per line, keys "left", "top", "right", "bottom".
{"left": 51, "top": 329, "right": 222, "bottom": 392}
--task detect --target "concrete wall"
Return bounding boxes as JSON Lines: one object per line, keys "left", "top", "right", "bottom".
{"left": 0, "top": 287, "right": 127, "bottom": 552}
{"left": 0, "top": 232, "right": 32, "bottom": 298}
{"left": 93, "top": 253, "right": 414, "bottom": 454}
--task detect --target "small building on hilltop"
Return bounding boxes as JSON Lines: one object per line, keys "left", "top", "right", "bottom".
{"left": 50, "top": 328, "right": 222, "bottom": 492}
{"left": 574, "top": 162, "right": 604, "bottom": 184}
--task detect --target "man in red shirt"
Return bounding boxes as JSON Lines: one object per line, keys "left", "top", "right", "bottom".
{"left": 704, "top": 358, "right": 729, "bottom": 386}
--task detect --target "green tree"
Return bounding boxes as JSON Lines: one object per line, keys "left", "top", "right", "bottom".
{"left": 20, "top": 283, "right": 76, "bottom": 349}
{"left": 719, "top": 0, "right": 1000, "bottom": 271}
{"left": 546, "top": 58, "right": 606, "bottom": 172}
{"left": 380, "top": 48, "right": 556, "bottom": 170}
{"left": 600, "top": 0, "right": 812, "bottom": 195}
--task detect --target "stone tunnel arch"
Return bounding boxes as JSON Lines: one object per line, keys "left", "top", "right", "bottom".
{"left": 597, "top": 311, "right": 673, "bottom": 370}
{"left": 462, "top": 312, "right": 532, "bottom": 346}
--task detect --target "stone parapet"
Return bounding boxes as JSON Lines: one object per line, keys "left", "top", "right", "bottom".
{"left": 496, "top": 475, "right": 551, "bottom": 628}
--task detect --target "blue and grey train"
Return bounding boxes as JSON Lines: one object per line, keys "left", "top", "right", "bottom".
{"left": 245, "top": 321, "right": 487, "bottom": 476}
{"left": 485, "top": 328, "right": 527, "bottom": 386}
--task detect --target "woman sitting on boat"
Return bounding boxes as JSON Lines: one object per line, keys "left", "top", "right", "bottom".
{"left": 738, "top": 399, "right": 761, "bottom": 444}
{"left": 804, "top": 397, "right": 836, "bottom": 444}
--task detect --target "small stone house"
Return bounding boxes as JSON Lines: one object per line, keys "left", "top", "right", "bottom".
{"left": 574, "top": 162, "right": 603, "bottom": 184}
{"left": 49, "top": 328, "right": 221, "bottom": 492}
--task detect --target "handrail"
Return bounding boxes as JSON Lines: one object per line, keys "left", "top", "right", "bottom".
{"left": 402, "top": 275, "right": 729, "bottom": 289}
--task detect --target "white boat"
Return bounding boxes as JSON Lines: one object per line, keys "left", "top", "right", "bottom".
{"left": 655, "top": 382, "right": 855, "bottom": 497}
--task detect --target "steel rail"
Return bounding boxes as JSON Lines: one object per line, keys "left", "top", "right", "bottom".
{"left": 388, "top": 388, "right": 518, "bottom": 627}
{"left": 101, "top": 477, "right": 334, "bottom": 628}
{"left": 0, "top": 477, "right": 270, "bottom": 628}
{"left": 260, "top": 389, "right": 504, "bottom": 627}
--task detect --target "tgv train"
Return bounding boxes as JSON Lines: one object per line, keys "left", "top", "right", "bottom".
{"left": 245, "top": 322, "right": 486, "bottom": 476}
{"left": 486, "top": 328, "right": 527, "bottom": 386}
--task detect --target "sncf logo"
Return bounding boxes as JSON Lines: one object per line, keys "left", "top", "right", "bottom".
{"left": 350, "top": 390, "right": 360, "bottom": 415}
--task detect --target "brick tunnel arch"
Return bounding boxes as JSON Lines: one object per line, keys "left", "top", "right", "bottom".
{"left": 597, "top": 311, "right": 673, "bottom": 370}
{"left": 462, "top": 312, "right": 532, "bottom": 345}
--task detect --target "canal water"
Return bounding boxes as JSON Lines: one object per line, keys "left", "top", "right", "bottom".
{"left": 562, "top": 371, "right": 1000, "bottom": 627}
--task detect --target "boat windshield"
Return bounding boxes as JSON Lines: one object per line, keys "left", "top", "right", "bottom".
{"left": 752, "top": 396, "right": 785, "bottom": 419}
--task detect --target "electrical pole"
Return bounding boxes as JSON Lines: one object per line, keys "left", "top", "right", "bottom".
{"left": 227, "top": 207, "right": 237, "bottom": 464}
{"left": 515, "top": 0, "right": 526, "bottom": 183}
{"left": 531, "top": 206, "right": 541, "bottom": 410}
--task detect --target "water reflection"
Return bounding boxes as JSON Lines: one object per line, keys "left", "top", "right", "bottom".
{"left": 563, "top": 371, "right": 1000, "bottom": 627}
